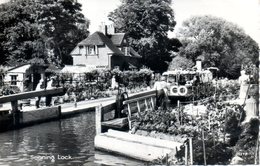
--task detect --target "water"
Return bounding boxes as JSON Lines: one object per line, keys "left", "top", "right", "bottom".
{"left": 0, "top": 112, "right": 146, "bottom": 166}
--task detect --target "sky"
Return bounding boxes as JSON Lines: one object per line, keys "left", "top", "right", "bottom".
{"left": 0, "top": 0, "right": 259, "bottom": 45}
{"left": 77, "top": 0, "right": 260, "bottom": 45}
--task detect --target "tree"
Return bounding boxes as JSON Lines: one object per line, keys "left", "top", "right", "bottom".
{"left": 108, "top": 0, "right": 181, "bottom": 72}
{"left": 0, "top": 0, "right": 45, "bottom": 65}
{"left": 176, "top": 15, "right": 259, "bottom": 79}
{"left": 36, "top": 0, "right": 89, "bottom": 65}
{"left": 168, "top": 55, "right": 194, "bottom": 70}
{"left": 0, "top": 0, "right": 89, "bottom": 66}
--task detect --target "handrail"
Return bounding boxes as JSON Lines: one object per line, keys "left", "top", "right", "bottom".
{"left": 0, "top": 87, "right": 65, "bottom": 103}
{"left": 127, "top": 89, "right": 157, "bottom": 100}
{"left": 123, "top": 94, "right": 156, "bottom": 105}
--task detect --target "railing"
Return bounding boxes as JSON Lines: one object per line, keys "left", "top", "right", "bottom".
{"left": 0, "top": 87, "right": 65, "bottom": 113}
{"left": 95, "top": 89, "right": 163, "bottom": 134}
{"left": 123, "top": 89, "right": 159, "bottom": 130}
{"left": 0, "top": 88, "right": 65, "bottom": 129}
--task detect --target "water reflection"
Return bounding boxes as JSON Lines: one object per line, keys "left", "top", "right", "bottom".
{"left": 0, "top": 112, "right": 145, "bottom": 166}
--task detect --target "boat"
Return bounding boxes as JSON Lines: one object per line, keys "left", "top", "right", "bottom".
{"left": 162, "top": 60, "right": 218, "bottom": 101}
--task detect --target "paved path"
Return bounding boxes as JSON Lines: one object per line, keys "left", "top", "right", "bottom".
{"left": 0, "top": 96, "right": 116, "bottom": 113}
{"left": 61, "top": 96, "right": 116, "bottom": 113}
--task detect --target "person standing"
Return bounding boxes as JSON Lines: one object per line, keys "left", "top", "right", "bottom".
{"left": 153, "top": 75, "right": 169, "bottom": 109}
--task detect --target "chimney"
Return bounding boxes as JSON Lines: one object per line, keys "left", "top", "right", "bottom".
{"left": 107, "top": 24, "right": 115, "bottom": 35}
{"left": 99, "top": 22, "right": 107, "bottom": 35}
{"left": 196, "top": 59, "right": 202, "bottom": 71}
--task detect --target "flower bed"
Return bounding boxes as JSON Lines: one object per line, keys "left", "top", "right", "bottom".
{"left": 49, "top": 68, "right": 153, "bottom": 105}
{"left": 131, "top": 101, "right": 249, "bottom": 165}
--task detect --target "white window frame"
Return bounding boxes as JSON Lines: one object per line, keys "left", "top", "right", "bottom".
{"left": 10, "top": 75, "right": 17, "bottom": 85}
{"left": 87, "top": 45, "right": 98, "bottom": 55}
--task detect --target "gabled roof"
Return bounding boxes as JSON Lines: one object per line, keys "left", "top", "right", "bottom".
{"left": 77, "top": 32, "right": 123, "bottom": 55}
{"left": 110, "top": 33, "right": 126, "bottom": 46}
{"left": 78, "top": 32, "right": 105, "bottom": 46}
{"left": 8, "top": 64, "right": 31, "bottom": 73}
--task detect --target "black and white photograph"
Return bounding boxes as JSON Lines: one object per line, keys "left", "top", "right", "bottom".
{"left": 0, "top": 0, "right": 259, "bottom": 165}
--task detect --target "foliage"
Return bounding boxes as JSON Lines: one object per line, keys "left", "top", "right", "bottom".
{"left": 111, "top": 68, "right": 153, "bottom": 88}
{"left": 0, "top": 0, "right": 89, "bottom": 66}
{"left": 108, "top": 0, "right": 182, "bottom": 72}
{"left": 0, "top": 85, "right": 21, "bottom": 95}
{"left": 215, "top": 79, "right": 240, "bottom": 101}
{"left": 234, "top": 118, "right": 259, "bottom": 164}
{"left": 49, "top": 68, "right": 153, "bottom": 103}
{"left": 131, "top": 100, "right": 247, "bottom": 164}
{"left": 176, "top": 137, "right": 233, "bottom": 165}
{"left": 176, "top": 15, "right": 259, "bottom": 79}
{"left": 168, "top": 55, "right": 194, "bottom": 70}
{"left": 36, "top": 0, "right": 89, "bottom": 65}
{"left": 243, "top": 63, "right": 259, "bottom": 84}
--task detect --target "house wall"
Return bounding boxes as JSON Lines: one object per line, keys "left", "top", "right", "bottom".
{"left": 73, "top": 45, "right": 113, "bottom": 69}
{"left": 5, "top": 72, "right": 25, "bottom": 91}
{"left": 4, "top": 65, "right": 46, "bottom": 92}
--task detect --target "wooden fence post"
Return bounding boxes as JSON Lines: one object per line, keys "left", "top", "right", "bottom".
{"left": 224, "top": 108, "right": 227, "bottom": 143}
{"left": 185, "top": 143, "right": 188, "bottom": 166}
{"left": 95, "top": 104, "right": 102, "bottom": 135}
{"left": 255, "top": 134, "right": 259, "bottom": 164}
{"left": 177, "top": 100, "right": 180, "bottom": 125}
{"left": 137, "top": 101, "right": 141, "bottom": 113}
{"left": 189, "top": 137, "right": 193, "bottom": 165}
{"left": 150, "top": 97, "right": 154, "bottom": 109}
{"left": 166, "top": 153, "right": 169, "bottom": 166}
{"left": 145, "top": 99, "right": 148, "bottom": 110}
{"left": 202, "top": 130, "right": 207, "bottom": 166}
{"left": 127, "top": 104, "right": 132, "bottom": 130}
{"left": 155, "top": 88, "right": 158, "bottom": 107}
{"left": 208, "top": 114, "right": 211, "bottom": 131}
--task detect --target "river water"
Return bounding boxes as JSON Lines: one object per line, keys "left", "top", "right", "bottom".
{"left": 0, "top": 112, "right": 146, "bottom": 166}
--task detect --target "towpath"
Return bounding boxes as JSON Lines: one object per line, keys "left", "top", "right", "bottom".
{"left": 61, "top": 96, "right": 116, "bottom": 113}
{"left": 0, "top": 96, "right": 116, "bottom": 114}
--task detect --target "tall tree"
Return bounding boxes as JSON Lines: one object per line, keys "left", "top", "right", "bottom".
{"left": 108, "top": 0, "right": 181, "bottom": 72}
{"left": 176, "top": 15, "right": 259, "bottom": 79}
{"left": 0, "top": 0, "right": 45, "bottom": 65}
{"left": 0, "top": 0, "right": 89, "bottom": 66}
{"left": 36, "top": 0, "right": 89, "bottom": 65}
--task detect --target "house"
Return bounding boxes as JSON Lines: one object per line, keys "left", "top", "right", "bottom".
{"left": 70, "top": 23, "right": 142, "bottom": 70}
{"left": 4, "top": 64, "right": 47, "bottom": 92}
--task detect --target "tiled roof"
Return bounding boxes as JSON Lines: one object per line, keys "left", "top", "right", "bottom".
{"left": 110, "top": 33, "right": 126, "bottom": 46}
{"left": 78, "top": 32, "right": 105, "bottom": 46}
{"left": 78, "top": 32, "right": 123, "bottom": 55}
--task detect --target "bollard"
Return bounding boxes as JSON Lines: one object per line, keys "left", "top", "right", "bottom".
{"left": 58, "top": 106, "right": 62, "bottom": 119}
{"left": 11, "top": 100, "right": 20, "bottom": 128}
{"left": 95, "top": 104, "right": 102, "bottom": 135}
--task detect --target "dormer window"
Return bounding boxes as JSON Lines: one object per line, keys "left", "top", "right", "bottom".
{"left": 89, "top": 46, "right": 95, "bottom": 55}
{"left": 87, "top": 45, "right": 98, "bottom": 55}
{"left": 78, "top": 45, "right": 84, "bottom": 54}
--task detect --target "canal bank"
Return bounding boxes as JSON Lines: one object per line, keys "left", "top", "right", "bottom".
{"left": 0, "top": 96, "right": 116, "bottom": 132}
